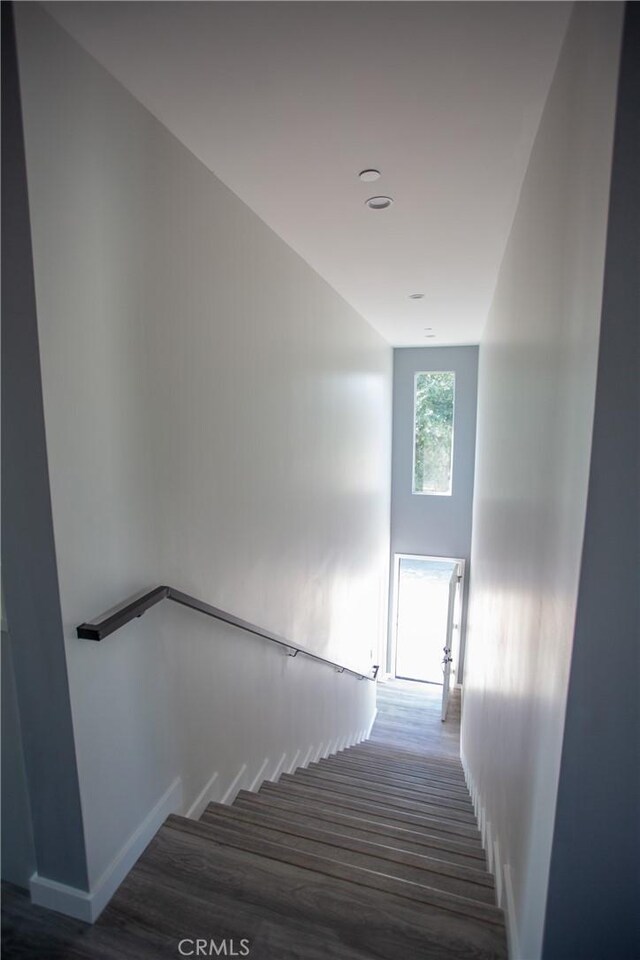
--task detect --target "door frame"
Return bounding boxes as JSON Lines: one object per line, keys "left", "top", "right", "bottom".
{"left": 387, "top": 553, "right": 466, "bottom": 685}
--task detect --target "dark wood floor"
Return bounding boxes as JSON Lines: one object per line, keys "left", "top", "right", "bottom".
{"left": 2, "top": 680, "right": 505, "bottom": 959}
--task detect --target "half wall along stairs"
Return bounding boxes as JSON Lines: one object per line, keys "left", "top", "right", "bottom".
{"left": 3, "top": 682, "right": 507, "bottom": 959}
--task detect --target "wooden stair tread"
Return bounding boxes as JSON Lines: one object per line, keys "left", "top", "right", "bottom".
{"left": 293, "top": 766, "right": 475, "bottom": 811}
{"left": 317, "top": 757, "right": 472, "bottom": 795}
{"left": 218, "top": 801, "right": 491, "bottom": 883}
{"left": 260, "top": 781, "right": 481, "bottom": 840}
{"left": 348, "top": 745, "right": 465, "bottom": 769}
{"left": 167, "top": 815, "right": 502, "bottom": 927}
{"left": 201, "top": 805, "right": 495, "bottom": 904}
{"left": 279, "top": 771, "right": 477, "bottom": 822}
{"left": 330, "top": 759, "right": 468, "bottom": 790}
{"left": 257, "top": 782, "right": 483, "bottom": 846}
{"left": 209, "top": 801, "right": 492, "bottom": 882}
{"left": 107, "top": 869, "right": 371, "bottom": 960}
{"left": 339, "top": 751, "right": 467, "bottom": 782}
{"left": 134, "top": 818, "right": 507, "bottom": 960}
{"left": 233, "top": 791, "right": 487, "bottom": 867}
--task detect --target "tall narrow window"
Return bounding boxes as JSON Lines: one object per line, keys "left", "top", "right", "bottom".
{"left": 413, "top": 371, "right": 455, "bottom": 495}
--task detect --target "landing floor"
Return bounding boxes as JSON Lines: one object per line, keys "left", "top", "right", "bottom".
{"left": 371, "top": 679, "right": 461, "bottom": 759}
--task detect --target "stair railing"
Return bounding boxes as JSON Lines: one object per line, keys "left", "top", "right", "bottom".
{"left": 77, "top": 585, "right": 379, "bottom": 682}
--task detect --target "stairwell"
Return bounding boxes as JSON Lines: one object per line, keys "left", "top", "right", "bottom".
{"left": 2, "top": 682, "right": 507, "bottom": 959}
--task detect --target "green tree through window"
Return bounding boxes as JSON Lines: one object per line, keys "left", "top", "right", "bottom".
{"left": 413, "top": 371, "right": 455, "bottom": 495}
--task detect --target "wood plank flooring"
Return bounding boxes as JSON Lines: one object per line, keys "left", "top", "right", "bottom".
{"left": 2, "top": 680, "right": 506, "bottom": 959}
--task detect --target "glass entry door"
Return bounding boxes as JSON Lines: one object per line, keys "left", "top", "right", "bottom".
{"left": 440, "top": 568, "right": 458, "bottom": 720}
{"left": 393, "top": 556, "right": 461, "bottom": 686}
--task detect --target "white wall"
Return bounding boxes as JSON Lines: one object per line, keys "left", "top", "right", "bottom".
{"left": 461, "top": 5, "right": 623, "bottom": 959}
{"left": 15, "top": 4, "right": 390, "bottom": 909}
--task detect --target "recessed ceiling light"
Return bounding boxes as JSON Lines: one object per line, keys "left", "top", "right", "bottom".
{"left": 359, "top": 169, "right": 381, "bottom": 182}
{"left": 365, "top": 196, "right": 393, "bottom": 210}
{"left": 409, "top": 293, "right": 425, "bottom": 300}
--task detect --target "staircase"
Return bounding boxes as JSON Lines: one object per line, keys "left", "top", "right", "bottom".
{"left": 2, "top": 683, "right": 507, "bottom": 959}
{"left": 105, "top": 683, "right": 506, "bottom": 959}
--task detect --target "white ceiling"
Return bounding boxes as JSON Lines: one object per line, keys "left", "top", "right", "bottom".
{"left": 44, "top": 1, "right": 571, "bottom": 346}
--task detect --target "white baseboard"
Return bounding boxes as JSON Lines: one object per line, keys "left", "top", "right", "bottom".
{"left": 30, "top": 776, "right": 183, "bottom": 923}
{"left": 30, "top": 714, "right": 370, "bottom": 925}
{"left": 320, "top": 737, "right": 336, "bottom": 760}
{"left": 185, "top": 770, "right": 220, "bottom": 819}
{"left": 485, "top": 819, "right": 494, "bottom": 872}
{"left": 300, "top": 744, "right": 315, "bottom": 768}
{"left": 285, "top": 749, "right": 301, "bottom": 774}
{"left": 219, "top": 763, "right": 248, "bottom": 804}
{"left": 365, "top": 707, "right": 378, "bottom": 739}
{"left": 269, "top": 752, "right": 288, "bottom": 782}
{"left": 187, "top": 755, "right": 274, "bottom": 817}
{"left": 248, "top": 757, "right": 271, "bottom": 792}
{"left": 502, "top": 862, "right": 520, "bottom": 960}
{"left": 493, "top": 838, "right": 503, "bottom": 908}
{"left": 460, "top": 750, "right": 519, "bottom": 959}
{"left": 29, "top": 875, "right": 94, "bottom": 923}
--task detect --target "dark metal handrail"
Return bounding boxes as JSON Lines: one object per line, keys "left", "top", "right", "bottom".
{"left": 77, "top": 586, "right": 379, "bottom": 682}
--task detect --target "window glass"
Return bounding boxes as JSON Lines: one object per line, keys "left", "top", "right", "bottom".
{"left": 413, "top": 371, "right": 455, "bottom": 495}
